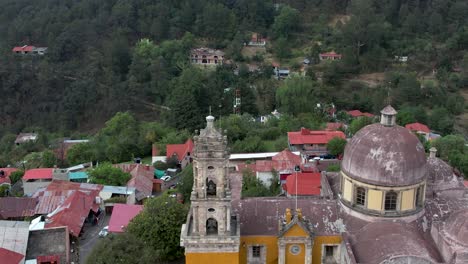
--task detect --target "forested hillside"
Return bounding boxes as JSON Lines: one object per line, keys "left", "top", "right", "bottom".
{"left": 0, "top": 0, "right": 467, "bottom": 136}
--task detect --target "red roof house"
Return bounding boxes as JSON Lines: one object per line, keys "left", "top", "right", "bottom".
{"left": 115, "top": 164, "right": 158, "bottom": 201}
{"left": 319, "top": 51, "right": 342, "bottom": 61}
{"left": 405, "top": 122, "right": 430, "bottom": 134}
{"left": 464, "top": 180, "right": 468, "bottom": 188}
{"left": 12, "top": 45, "right": 34, "bottom": 53}
{"left": 288, "top": 128, "right": 346, "bottom": 156}
{"left": 284, "top": 172, "right": 321, "bottom": 196}
{"left": 166, "top": 139, "right": 194, "bottom": 169}
{"left": 23, "top": 168, "right": 54, "bottom": 181}
{"left": 0, "top": 247, "right": 24, "bottom": 264}
{"left": 326, "top": 122, "right": 344, "bottom": 131}
{"left": 0, "top": 168, "right": 18, "bottom": 185}
{"left": 347, "top": 110, "right": 374, "bottom": 118}
{"left": 108, "top": 204, "right": 143, "bottom": 233}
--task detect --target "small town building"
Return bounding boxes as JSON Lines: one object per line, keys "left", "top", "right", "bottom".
{"left": 22, "top": 168, "right": 54, "bottom": 196}
{"left": 247, "top": 33, "right": 266, "bottom": 47}
{"left": 14, "top": 133, "right": 38, "bottom": 145}
{"left": 287, "top": 128, "right": 345, "bottom": 158}
{"left": 190, "top": 48, "right": 224, "bottom": 66}
{"left": 166, "top": 139, "right": 194, "bottom": 170}
{"left": 115, "top": 164, "right": 159, "bottom": 202}
{"left": 0, "top": 220, "right": 29, "bottom": 264}
{"left": 12, "top": 45, "right": 47, "bottom": 55}
{"left": 319, "top": 51, "right": 342, "bottom": 61}
{"left": 68, "top": 171, "right": 88, "bottom": 183}
{"left": 284, "top": 172, "right": 321, "bottom": 197}
{"left": 26, "top": 227, "right": 70, "bottom": 264}
{"left": 108, "top": 204, "right": 143, "bottom": 233}
{"left": 273, "top": 67, "right": 290, "bottom": 79}
{"left": 0, "top": 168, "right": 18, "bottom": 186}
{"left": 100, "top": 185, "right": 136, "bottom": 208}
{"left": 405, "top": 122, "right": 431, "bottom": 140}
{"left": 346, "top": 109, "right": 374, "bottom": 118}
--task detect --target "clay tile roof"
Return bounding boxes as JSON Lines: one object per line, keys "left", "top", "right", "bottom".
{"left": 0, "top": 247, "right": 24, "bottom": 264}
{"left": 405, "top": 122, "right": 430, "bottom": 133}
{"left": 380, "top": 105, "right": 397, "bottom": 115}
{"left": 23, "top": 168, "right": 54, "bottom": 181}
{"left": 342, "top": 124, "right": 426, "bottom": 187}
{"left": 326, "top": 122, "right": 344, "bottom": 131}
{"left": 166, "top": 139, "right": 194, "bottom": 161}
{"left": 12, "top": 46, "right": 34, "bottom": 52}
{"left": 347, "top": 110, "right": 374, "bottom": 118}
{"left": 285, "top": 172, "right": 321, "bottom": 196}
{"left": 288, "top": 128, "right": 345, "bottom": 145}
{"left": 108, "top": 204, "right": 143, "bottom": 233}
{"left": 0, "top": 197, "right": 37, "bottom": 218}
{"left": 0, "top": 168, "right": 17, "bottom": 185}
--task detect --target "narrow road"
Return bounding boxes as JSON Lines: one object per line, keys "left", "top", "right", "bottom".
{"left": 79, "top": 214, "right": 110, "bottom": 264}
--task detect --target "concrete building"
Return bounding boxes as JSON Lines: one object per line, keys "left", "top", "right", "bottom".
{"left": 191, "top": 48, "right": 225, "bottom": 66}
{"left": 181, "top": 107, "right": 468, "bottom": 264}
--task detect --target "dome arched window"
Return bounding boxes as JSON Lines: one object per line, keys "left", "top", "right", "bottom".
{"left": 385, "top": 191, "right": 398, "bottom": 211}
{"left": 355, "top": 187, "right": 366, "bottom": 206}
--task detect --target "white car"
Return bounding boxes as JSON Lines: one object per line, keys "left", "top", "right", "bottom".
{"left": 98, "top": 226, "right": 108, "bottom": 237}
{"left": 161, "top": 175, "right": 172, "bottom": 181}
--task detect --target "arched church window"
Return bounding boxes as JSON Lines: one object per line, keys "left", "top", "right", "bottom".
{"left": 208, "top": 166, "right": 214, "bottom": 170}
{"left": 385, "top": 191, "right": 398, "bottom": 211}
{"left": 415, "top": 186, "right": 423, "bottom": 207}
{"left": 206, "top": 178, "right": 216, "bottom": 196}
{"left": 206, "top": 218, "right": 218, "bottom": 235}
{"left": 355, "top": 187, "right": 366, "bottom": 206}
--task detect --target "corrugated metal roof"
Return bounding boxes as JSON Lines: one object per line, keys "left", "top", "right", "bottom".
{"left": 0, "top": 198, "right": 37, "bottom": 219}
{"left": 68, "top": 171, "right": 88, "bottom": 180}
{"left": 285, "top": 172, "right": 321, "bottom": 196}
{"left": 0, "top": 247, "right": 24, "bottom": 264}
{"left": 108, "top": 204, "right": 143, "bottom": 233}
{"left": 288, "top": 128, "right": 345, "bottom": 145}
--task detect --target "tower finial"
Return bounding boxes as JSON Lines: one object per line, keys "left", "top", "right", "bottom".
{"left": 209, "top": 106, "right": 212, "bottom": 116}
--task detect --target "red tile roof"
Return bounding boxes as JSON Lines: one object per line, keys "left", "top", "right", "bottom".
{"left": 0, "top": 247, "right": 24, "bottom": 264}
{"left": 405, "top": 122, "right": 430, "bottom": 133}
{"left": 12, "top": 45, "right": 34, "bottom": 52}
{"left": 0, "top": 168, "right": 18, "bottom": 185}
{"left": 326, "top": 122, "right": 344, "bottom": 131}
{"left": 166, "top": 139, "right": 194, "bottom": 161}
{"left": 464, "top": 180, "right": 468, "bottom": 188}
{"left": 108, "top": 204, "right": 143, "bottom": 233}
{"left": 33, "top": 180, "right": 102, "bottom": 215}
{"left": 23, "top": 168, "right": 54, "bottom": 181}
{"left": 285, "top": 172, "right": 321, "bottom": 196}
{"left": 0, "top": 197, "right": 37, "bottom": 219}
{"left": 45, "top": 191, "right": 96, "bottom": 237}
{"left": 347, "top": 110, "right": 374, "bottom": 118}
{"left": 288, "top": 128, "right": 345, "bottom": 145}
{"left": 237, "top": 149, "right": 302, "bottom": 174}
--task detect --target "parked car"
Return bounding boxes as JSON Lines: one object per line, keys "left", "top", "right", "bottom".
{"left": 98, "top": 226, "right": 109, "bottom": 237}
{"left": 161, "top": 175, "right": 172, "bottom": 181}
{"left": 169, "top": 183, "right": 177, "bottom": 189}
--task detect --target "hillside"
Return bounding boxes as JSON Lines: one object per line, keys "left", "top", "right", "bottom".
{"left": 0, "top": 0, "right": 467, "bottom": 137}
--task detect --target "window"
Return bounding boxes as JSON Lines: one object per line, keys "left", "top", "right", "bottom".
{"left": 325, "top": 245, "right": 334, "bottom": 257}
{"left": 385, "top": 191, "right": 398, "bottom": 211}
{"left": 355, "top": 187, "right": 366, "bottom": 206}
{"left": 252, "top": 246, "right": 261, "bottom": 258}
{"left": 206, "top": 178, "right": 216, "bottom": 196}
{"left": 415, "top": 186, "right": 423, "bottom": 207}
{"left": 206, "top": 218, "right": 218, "bottom": 235}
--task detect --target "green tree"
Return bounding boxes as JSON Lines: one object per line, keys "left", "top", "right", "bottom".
{"left": 9, "top": 170, "right": 24, "bottom": 185}
{"left": 272, "top": 6, "right": 300, "bottom": 39}
{"left": 41, "top": 150, "right": 57, "bottom": 168}
{"left": 86, "top": 232, "right": 155, "bottom": 264}
{"left": 177, "top": 164, "right": 193, "bottom": 203}
{"left": 67, "top": 143, "right": 97, "bottom": 166}
{"left": 429, "top": 107, "right": 454, "bottom": 135}
{"left": 276, "top": 76, "right": 320, "bottom": 115}
{"left": 0, "top": 185, "right": 9, "bottom": 197}
{"left": 241, "top": 169, "right": 276, "bottom": 197}
{"left": 432, "top": 135, "right": 466, "bottom": 160}
{"left": 88, "top": 163, "right": 131, "bottom": 186}
{"left": 349, "top": 116, "right": 373, "bottom": 135}
{"left": 327, "top": 137, "right": 347, "bottom": 156}
{"left": 127, "top": 195, "right": 188, "bottom": 261}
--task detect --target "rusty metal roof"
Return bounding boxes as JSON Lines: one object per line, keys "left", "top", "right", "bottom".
{"left": 0, "top": 197, "right": 37, "bottom": 219}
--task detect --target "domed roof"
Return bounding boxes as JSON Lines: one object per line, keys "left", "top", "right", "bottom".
{"left": 444, "top": 209, "right": 468, "bottom": 246}
{"left": 342, "top": 123, "right": 427, "bottom": 187}
{"left": 426, "top": 157, "right": 458, "bottom": 185}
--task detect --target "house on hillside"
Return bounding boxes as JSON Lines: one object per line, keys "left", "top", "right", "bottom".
{"left": 247, "top": 33, "right": 266, "bottom": 47}
{"left": 405, "top": 122, "right": 431, "bottom": 140}
{"left": 287, "top": 128, "right": 346, "bottom": 158}
{"left": 22, "top": 168, "right": 55, "bottom": 196}
{"left": 0, "top": 168, "right": 18, "bottom": 186}
{"left": 319, "top": 51, "right": 342, "bottom": 61}
{"left": 347, "top": 109, "right": 374, "bottom": 118}
{"left": 12, "top": 45, "right": 47, "bottom": 55}
{"left": 166, "top": 139, "right": 194, "bottom": 170}
{"left": 191, "top": 48, "right": 224, "bottom": 66}
{"left": 14, "top": 133, "right": 38, "bottom": 145}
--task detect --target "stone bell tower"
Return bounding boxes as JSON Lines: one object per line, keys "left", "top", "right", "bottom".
{"left": 180, "top": 116, "right": 240, "bottom": 258}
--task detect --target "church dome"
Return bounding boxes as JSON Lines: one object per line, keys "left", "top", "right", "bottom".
{"left": 342, "top": 123, "right": 427, "bottom": 187}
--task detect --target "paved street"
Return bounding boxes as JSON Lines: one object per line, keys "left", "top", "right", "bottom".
{"left": 79, "top": 214, "right": 110, "bottom": 264}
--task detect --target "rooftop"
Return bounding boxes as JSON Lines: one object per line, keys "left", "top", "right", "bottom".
{"left": 284, "top": 172, "right": 321, "bottom": 196}
{"left": 0, "top": 198, "right": 37, "bottom": 219}
{"left": 0, "top": 220, "right": 29, "bottom": 264}
{"left": 108, "top": 204, "right": 143, "bottom": 233}
{"left": 26, "top": 227, "right": 69, "bottom": 264}
{"left": 288, "top": 128, "right": 345, "bottom": 145}
{"left": 405, "top": 122, "right": 430, "bottom": 133}
{"left": 23, "top": 168, "right": 54, "bottom": 181}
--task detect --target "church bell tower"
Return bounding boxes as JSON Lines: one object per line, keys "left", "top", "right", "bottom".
{"left": 180, "top": 116, "right": 240, "bottom": 261}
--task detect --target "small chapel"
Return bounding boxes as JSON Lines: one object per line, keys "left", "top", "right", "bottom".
{"left": 180, "top": 106, "right": 468, "bottom": 264}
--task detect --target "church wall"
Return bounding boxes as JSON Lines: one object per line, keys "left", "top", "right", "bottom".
{"left": 185, "top": 252, "right": 239, "bottom": 264}
{"left": 343, "top": 178, "right": 353, "bottom": 201}
{"left": 368, "top": 189, "right": 383, "bottom": 210}
{"left": 400, "top": 189, "right": 415, "bottom": 211}
{"left": 312, "top": 236, "right": 342, "bottom": 264}
{"left": 285, "top": 243, "right": 305, "bottom": 263}
{"left": 240, "top": 236, "right": 278, "bottom": 264}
